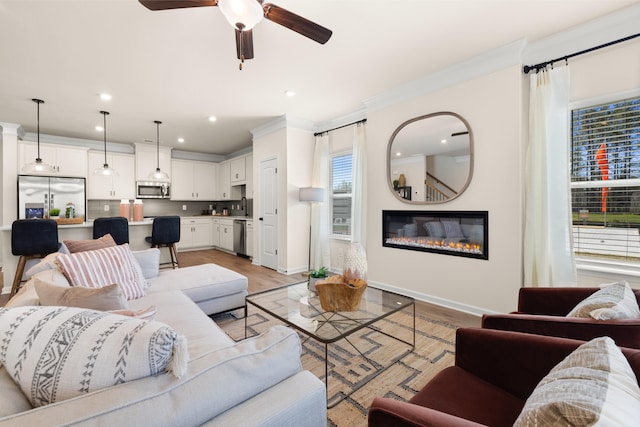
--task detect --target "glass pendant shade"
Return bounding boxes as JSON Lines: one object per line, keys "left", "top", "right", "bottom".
{"left": 22, "top": 98, "right": 55, "bottom": 174}
{"left": 93, "top": 111, "right": 118, "bottom": 176}
{"left": 218, "top": 0, "right": 263, "bottom": 30}
{"left": 148, "top": 120, "right": 169, "bottom": 181}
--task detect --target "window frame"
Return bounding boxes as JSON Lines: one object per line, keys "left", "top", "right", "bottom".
{"left": 330, "top": 150, "right": 353, "bottom": 240}
{"left": 569, "top": 89, "right": 640, "bottom": 274}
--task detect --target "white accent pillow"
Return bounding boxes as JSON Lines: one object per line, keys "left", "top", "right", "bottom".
{"left": 131, "top": 248, "right": 161, "bottom": 280}
{"left": 567, "top": 281, "right": 640, "bottom": 320}
{"left": 514, "top": 336, "right": 640, "bottom": 426}
{"left": 0, "top": 306, "right": 188, "bottom": 408}
{"left": 56, "top": 244, "right": 146, "bottom": 300}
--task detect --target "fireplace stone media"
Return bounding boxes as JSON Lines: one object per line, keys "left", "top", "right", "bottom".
{"left": 382, "top": 210, "right": 488, "bottom": 260}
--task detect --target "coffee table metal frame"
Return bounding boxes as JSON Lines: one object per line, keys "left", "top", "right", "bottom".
{"left": 245, "top": 282, "right": 415, "bottom": 408}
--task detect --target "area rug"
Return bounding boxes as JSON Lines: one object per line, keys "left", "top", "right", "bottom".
{"left": 213, "top": 307, "right": 458, "bottom": 427}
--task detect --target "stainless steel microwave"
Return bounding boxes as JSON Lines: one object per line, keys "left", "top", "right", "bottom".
{"left": 136, "top": 181, "right": 170, "bottom": 199}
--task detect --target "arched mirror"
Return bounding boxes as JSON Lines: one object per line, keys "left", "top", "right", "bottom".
{"left": 387, "top": 112, "right": 473, "bottom": 204}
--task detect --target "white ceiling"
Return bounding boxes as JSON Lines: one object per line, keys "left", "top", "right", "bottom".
{"left": 0, "top": 0, "right": 637, "bottom": 156}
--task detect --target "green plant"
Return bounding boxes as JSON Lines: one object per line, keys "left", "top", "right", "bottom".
{"left": 49, "top": 208, "right": 60, "bottom": 216}
{"left": 309, "top": 266, "right": 328, "bottom": 278}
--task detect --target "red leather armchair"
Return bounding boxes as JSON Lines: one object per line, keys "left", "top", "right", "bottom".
{"left": 481, "top": 287, "right": 640, "bottom": 348}
{"left": 367, "top": 328, "right": 640, "bottom": 427}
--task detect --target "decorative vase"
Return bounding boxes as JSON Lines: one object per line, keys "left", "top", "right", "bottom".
{"left": 343, "top": 242, "right": 367, "bottom": 282}
{"left": 398, "top": 174, "right": 406, "bottom": 188}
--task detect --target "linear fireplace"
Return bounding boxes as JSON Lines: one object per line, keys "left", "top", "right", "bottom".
{"left": 382, "top": 210, "right": 488, "bottom": 260}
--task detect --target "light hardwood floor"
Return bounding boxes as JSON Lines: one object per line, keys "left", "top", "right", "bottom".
{"left": 1, "top": 249, "right": 482, "bottom": 328}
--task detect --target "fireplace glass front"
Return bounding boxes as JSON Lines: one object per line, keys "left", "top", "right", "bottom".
{"left": 382, "top": 210, "right": 488, "bottom": 260}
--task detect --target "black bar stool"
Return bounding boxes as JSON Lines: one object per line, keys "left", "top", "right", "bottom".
{"left": 11, "top": 219, "right": 60, "bottom": 297}
{"left": 145, "top": 216, "right": 180, "bottom": 269}
{"left": 93, "top": 217, "right": 129, "bottom": 245}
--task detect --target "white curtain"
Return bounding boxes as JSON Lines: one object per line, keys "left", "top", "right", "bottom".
{"left": 311, "top": 133, "right": 330, "bottom": 270}
{"left": 352, "top": 123, "right": 367, "bottom": 247}
{"left": 524, "top": 65, "right": 577, "bottom": 287}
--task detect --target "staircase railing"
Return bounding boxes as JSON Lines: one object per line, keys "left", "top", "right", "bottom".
{"left": 425, "top": 172, "right": 458, "bottom": 201}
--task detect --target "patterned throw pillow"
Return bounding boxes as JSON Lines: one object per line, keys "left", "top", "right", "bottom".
{"left": 63, "top": 234, "right": 117, "bottom": 253}
{"left": 567, "top": 281, "right": 640, "bottom": 320}
{"left": 514, "top": 336, "right": 640, "bottom": 426}
{"left": 0, "top": 306, "right": 188, "bottom": 408}
{"left": 56, "top": 244, "right": 146, "bottom": 300}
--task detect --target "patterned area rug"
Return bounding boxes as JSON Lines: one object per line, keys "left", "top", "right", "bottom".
{"left": 213, "top": 307, "right": 458, "bottom": 427}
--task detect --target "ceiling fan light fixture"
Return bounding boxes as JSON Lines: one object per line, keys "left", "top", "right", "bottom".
{"left": 218, "top": 0, "right": 263, "bottom": 30}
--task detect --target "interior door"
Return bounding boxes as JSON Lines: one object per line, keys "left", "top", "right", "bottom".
{"left": 260, "top": 158, "right": 278, "bottom": 270}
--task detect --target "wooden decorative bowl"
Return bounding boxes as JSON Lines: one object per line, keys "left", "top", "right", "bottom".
{"left": 315, "top": 275, "right": 367, "bottom": 312}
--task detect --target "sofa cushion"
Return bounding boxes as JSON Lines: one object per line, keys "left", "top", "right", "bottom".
{"left": 146, "top": 263, "right": 247, "bottom": 303}
{"left": 0, "top": 366, "right": 32, "bottom": 417}
{"left": 0, "top": 306, "right": 188, "bottom": 408}
{"left": 63, "top": 233, "right": 116, "bottom": 253}
{"left": 513, "top": 336, "right": 640, "bottom": 426}
{"left": 567, "top": 281, "right": 640, "bottom": 320}
{"left": 35, "top": 279, "right": 129, "bottom": 311}
{"left": 56, "top": 244, "right": 146, "bottom": 300}
{"left": 5, "top": 269, "right": 71, "bottom": 308}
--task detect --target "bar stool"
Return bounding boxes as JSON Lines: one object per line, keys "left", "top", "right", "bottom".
{"left": 93, "top": 217, "right": 129, "bottom": 245}
{"left": 145, "top": 216, "right": 180, "bottom": 269}
{"left": 11, "top": 219, "right": 60, "bottom": 297}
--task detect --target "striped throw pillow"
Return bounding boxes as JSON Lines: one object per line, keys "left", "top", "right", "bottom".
{"left": 63, "top": 233, "right": 116, "bottom": 253}
{"left": 56, "top": 244, "right": 146, "bottom": 300}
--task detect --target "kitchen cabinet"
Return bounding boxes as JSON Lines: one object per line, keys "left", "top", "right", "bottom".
{"left": 171, "top": 159, "right": 216, "bottom": 201}
{"left": 177, "top": 217, "right": 211, "bottom": 250}
{"left": 135, "top": 143, "right": 171, "bottom": 182}
{"left": 217, "top": 161, "right": 241, "bottom": 200}
{"left": 245, "top": 154, "right": 253, "bottom": 198}
{"left": 19, "top": 141, "right": 88, "bottom": 177}
{"left": 230, "top": 156, "right": 246, "bottom": 184}
{"left": 87, "top": 151, "right": 135, "bottom": 200}
{"left": 246, "top": 220, "right": 253, "bottom": 257}
{"left": 219, "top": 218, "right": 234, "bottom": 252}
{"left": 211, "top": 218, "right": 220, "bottom": 247}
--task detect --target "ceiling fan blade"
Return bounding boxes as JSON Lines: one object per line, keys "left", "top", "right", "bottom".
{"left": 138, "top": 0, "right": 218, "bottom": 11}
{"left": 235, "top": 29, "right": 254, "bottom": 60}
{"left": 263, "top": 3, "right": 332, "bottom": 44}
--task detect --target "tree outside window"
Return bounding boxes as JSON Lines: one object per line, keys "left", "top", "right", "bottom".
{"left": 331, "top": 153, "right": 352, "bottom": 236}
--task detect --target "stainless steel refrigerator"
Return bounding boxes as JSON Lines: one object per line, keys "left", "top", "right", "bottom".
{"left": 18, "top": 175, "right": 86, "bottom": 220}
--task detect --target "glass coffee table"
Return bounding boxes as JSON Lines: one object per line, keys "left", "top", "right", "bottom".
{"left": 246, "top": 282, "right": 415, "bottom": 408}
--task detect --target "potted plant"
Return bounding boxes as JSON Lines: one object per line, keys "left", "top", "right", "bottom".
{"left": 49, "top": 208, "right": 60, "bottom": 218}
{"left": 308, "top": 266, "right": 328, "bottom": 293}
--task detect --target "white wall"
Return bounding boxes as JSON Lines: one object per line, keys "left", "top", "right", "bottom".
{"left": 390, "top": 157, "right": 425, "bottom": 201}
{"left": 366, "top": 65, "right": 525, "bottom": 314}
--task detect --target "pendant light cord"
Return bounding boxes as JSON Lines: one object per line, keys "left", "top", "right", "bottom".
{"left": 154, "top": 120, "right": 162, "bottom": 170}
{"left": 32, "top": 98, "right": 44, "bottom": 160}
{"left": 100, "top": 111, "right": 110, "bottom": 166}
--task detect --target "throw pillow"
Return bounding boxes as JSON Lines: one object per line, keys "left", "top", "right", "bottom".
{"left": 35, "top": 279, "right": 129, "bottom": 311}
{"left": 424, "top": 221, "right": 445, "bottom": 238}
{"left": 514, "top": 336, "right": 640, "bottom": 426}
{"left": 24, "top": 252, "right": 63, "bottom": 280}
{"left": 56, "top": 244, "right": 146, "bottom": 300}
{"left": 63, "top": 234, "right": 116, "bottom": 254}
{"left": 131, "top": 248, "right": 161, "bottom": 280}
{"left": 403, "top": 223, "right": 417, "bottom": 238}
{"left": 0, "top": 306, "right": 188, "bottom": 408}
{"left": 567, "top": 281, "right": 640, "bottom": 320}
{"left": 441, "top": 220, "right": 465, "bottom": 238}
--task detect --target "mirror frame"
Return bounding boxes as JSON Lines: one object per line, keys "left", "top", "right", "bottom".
{"left": 387, "top": 111, "right": 474, "bottom": 204}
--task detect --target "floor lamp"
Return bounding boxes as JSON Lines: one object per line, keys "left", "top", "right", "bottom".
{"left": 299, "top": 187, "right": 324, "bottom": 273}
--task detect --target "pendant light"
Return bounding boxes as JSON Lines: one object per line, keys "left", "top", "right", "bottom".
{"left": 22, "top": 98, "right": 55, "bottom": 174}
{"left": 93, "top": 111, "right": 118, "bottom": 176}
{"left": 148, "top": 120, "right": 169, "bottom": 181}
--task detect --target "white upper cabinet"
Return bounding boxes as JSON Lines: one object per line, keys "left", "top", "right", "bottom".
{"left": 87, "top": 151, "right": 136, "bottom": 200}
{"left": 230, "top": 156, "right": 246, "bottom": 184}
{"left": 245, "top": 154, "right": 253, "bottom": 198}
{"left": 170, "top": 159, "right": 216, "bottom": 201}
{"left": 19, "top": 141, "right": 88, "bottom": 177}
{"left": 218, "top": 161, "right": 231, "bottom": 200}
{"left": 135, "top": 143, "right": 171, "bottom": 182}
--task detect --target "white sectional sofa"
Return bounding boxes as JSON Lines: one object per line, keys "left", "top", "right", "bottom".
{"left": 0, "top": 248, "right": 327, "bottom": 426}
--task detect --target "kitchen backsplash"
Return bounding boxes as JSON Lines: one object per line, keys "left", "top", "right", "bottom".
{"left": 87, "top": 199, "right": 253, "bottom": 220}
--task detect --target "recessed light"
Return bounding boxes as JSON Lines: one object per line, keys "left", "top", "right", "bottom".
{"left": 95, "top": 126, "right": 104, "bottom": 132}
{"left": 99, "top": 93, "right": 112, "bottom": 101}
{"left": 208, "top": 116, "right": 217, "bottom": 122}
{"left": 441, "top": 139, "right": 447, "bottom": 144}
{"left": 178, "top": 138, "right": 185, "bottom": 143}
{"left": 396, "top": 152, "right": 401, "bottom": 156}
{"left": 285, "top": 90, "right": 295, "bottom": 97}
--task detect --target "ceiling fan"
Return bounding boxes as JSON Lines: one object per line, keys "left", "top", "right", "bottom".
{"left": 139, "top": 0, "right": 332, "bottom": 69}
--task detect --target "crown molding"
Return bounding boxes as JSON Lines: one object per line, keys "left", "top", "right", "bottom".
{"left": 21, "top": 132, "right": 134, "bottom": 154}
{"left": 251, "top": 115, "right": 315, "bottom": 139}
{"left": 314, "top": 107, "right": 367, "bottom": 134}
{"left": 0, "top": 122, "right": 25, "bottom": 139}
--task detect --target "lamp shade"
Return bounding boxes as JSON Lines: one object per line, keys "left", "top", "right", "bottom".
{"left": 218, "top": 0, "right": 264, "bottom": 30}
{"left": 299, "top": 187, "right": 324, "bottom": 202}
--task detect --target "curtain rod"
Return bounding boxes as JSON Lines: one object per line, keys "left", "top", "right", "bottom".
{"left": 523, "top": 33, "right": 640, "bottom": 74}
{"left": 314, "top": 118, "right": 367, "bottom": 137}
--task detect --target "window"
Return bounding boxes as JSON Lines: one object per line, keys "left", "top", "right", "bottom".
{"left": 570, "top": 95, "right": 640, "bottom": 262}
{"left": 331, "top": 153, "right": 352, "bottom": 237}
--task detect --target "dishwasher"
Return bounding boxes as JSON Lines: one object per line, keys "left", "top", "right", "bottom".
{"left": 233, "top": 220, "right": 246, "bottom": 257}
